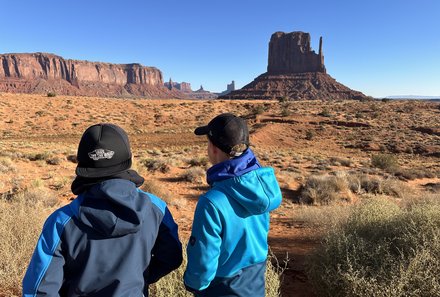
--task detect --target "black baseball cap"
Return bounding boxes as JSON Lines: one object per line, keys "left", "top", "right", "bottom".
{"left": 194, "top": 113, "right": 249, "bottom": 154}
{"left": 75, "top": 123, "right": 132, "bottom": 178}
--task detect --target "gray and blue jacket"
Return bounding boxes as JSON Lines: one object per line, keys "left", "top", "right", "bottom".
{"left": 184, "top": 149, "right": 282, "bottom": 296}
{"left": 22, "top": 179, "right": 182, "bottom": 297}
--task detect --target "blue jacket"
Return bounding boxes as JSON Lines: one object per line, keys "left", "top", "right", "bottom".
{"left": 184, "top": 149, "right": 282, "bottom": 296}
{"left": 22, "top": 179, "right": 182, "bottom": 297}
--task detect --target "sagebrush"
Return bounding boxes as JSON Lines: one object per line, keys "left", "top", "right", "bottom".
{"left": 307, "top": 197, "right": 440, "bottom": 297}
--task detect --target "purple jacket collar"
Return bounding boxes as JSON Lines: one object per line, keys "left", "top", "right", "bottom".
{"left": 206, "top": 149, "right": 261, "bottom": 185}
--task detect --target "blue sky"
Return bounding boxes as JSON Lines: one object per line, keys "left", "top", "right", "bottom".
{"left": 1, "top": 0, "right": 439, "bottom": 97}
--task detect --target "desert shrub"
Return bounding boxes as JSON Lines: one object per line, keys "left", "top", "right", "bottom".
{"left": 371, "top": 153, "right": 399, "bottom": 172}
{"left": 142, "top": 158, "right": 171, "bottom": 173}
{"left": 149, "top": 245, "right": 282, "bottom": 297}
{"left": 380, "top": 178, "right": 412, "bottom": 198}
{"left": 307, "top": 197, "right": 440, "bottom": 297}
{"left": 187, "top": 156, "right": 209, "bottom": 167}
{"left": 305, "top": 130, "right": 314, "bottom": 140}
{"left": 47, "top": 92, "right": 56, "bottom": 97}
{"left": 293, "top": 204, "right": 353, "bottom": 230}
{"left": 280, "top": 106, "right": 291, "bottom": 117}
{"left": 347, "top": 174, "right": 410, "bottom": 198}
{"left": 253, "top": 105, "right": 266, "bottom": 115}
{"left": 0, "top": 157, "right": 17, "bottom": 173}
{"left": 300, "top": 174, "right": 353, "bottom": 205}
{"left": 12, "top": 187, "right": 59, "bottom": 208}
{"left": 394, "top": 167, "right": 436, "bottom": 180}
{"left": 66, "top": 154, "right": 78, "bottom": 163}
{"left": 318, "top": 108, "right": 331, "bottom": 117}
{"left": 181, "top": 167, "right": 205, "bottom": 183}
{"left": 329, "top": 157, "right": 352, "bottom": 167}
{"left": 27, "top": 152, "right": 52, "bottom": 162}
{"left": 35, "top": 110, "right": 47, "bottom": 117}
{"left": 50, "top": 177, "right": 70, "bottom": 191}
{"left": 277, "top": 96, "right": 289, "bottom": 103}
{"left": 46, "top": 156, "right": 62, "bottom": 165}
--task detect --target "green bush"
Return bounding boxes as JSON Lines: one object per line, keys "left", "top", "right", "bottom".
{"left": 47, "top": 92, "right": 56, "bottom": 97}
{"left": 307, "top": 197, "right": 440, "bottom": 297}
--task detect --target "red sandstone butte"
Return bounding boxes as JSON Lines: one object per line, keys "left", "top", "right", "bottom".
{"left": 220, "top": 31, "right": 369, "bottom": 100}
{"left": 0, "top": 52, "right": 185, "bottom": 98}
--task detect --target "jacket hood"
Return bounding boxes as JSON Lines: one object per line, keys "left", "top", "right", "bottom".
{"left": 214, "top": 167, "right": 282, "bottom": 215}
{"left": 208, "top": 150, "right": 282, "bottom": 215}
{"left": 206, "top": 149, "right": 261, "bottom": 185}
{"left": 77, "top": 179, "right": 149, "bottom": 237}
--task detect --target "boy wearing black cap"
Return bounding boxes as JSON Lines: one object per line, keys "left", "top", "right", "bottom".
{"left": 184, "top": 113, "right": 282, "bottom": 296}
{"left": 23, "top": 123, "right": 182, "bottom": 297}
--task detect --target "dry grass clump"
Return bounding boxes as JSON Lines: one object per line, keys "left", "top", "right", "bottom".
{"left": 26, "top": 152, "right": 52, "bottom": 162}
{"left": 371, "top": 153, "right": 399, "bottom": 172}
{"left": 329, "top": 156, "right": 352, "bottom": 167}
{"left": 149, "top": 245, "right": 282, "bottom": 297}
{"left": 394, "top": 167, "right": 436, "bottom": 180}
{"left": 142, "top": 158, "right": 171, "bottom": 173}
{"left": 349, "top": 174, "right": 412, "bottom": 198}
{"left": 307, "top": 197, "right": 440, "bottom": 297}
{"left": 4, "top": 184, "right": 59, "bottom": 208}
{"left": 300, "top": 172, "right": 414, "bottom": 205}
{"left": 299, "top": 173, "right": 354, "bottom": 205}
{"left": 293, "top": 204, "right": 353, "bottom": 230}
{"left": 186, "top": 156, "right": 209, "bottom": 168}
{"left": 181, "top": 167, "right": 205, "bottom": 183}
{"left": 0, "top": 191, "right": 55, "bottom": 296}
{"left": 0, "top": 157, "right": 17, "bottom": 173}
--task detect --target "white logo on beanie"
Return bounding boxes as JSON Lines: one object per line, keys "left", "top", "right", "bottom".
{"left": 88, "top": 149, "right": 115, "bottom": 161}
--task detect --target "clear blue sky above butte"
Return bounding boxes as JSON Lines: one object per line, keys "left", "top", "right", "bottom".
{"left": 1, "top": 0, "right": 439, "bottom": 98}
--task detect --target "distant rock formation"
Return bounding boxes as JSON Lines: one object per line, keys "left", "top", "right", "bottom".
{"left": 220, "top": 31, "right": 369, "bottom": 100}
{"left": 165, "top": 79, "right": 192, "bottom": 93}
{"left": 268, "top": 31, "right": 325, "bottom": 74}
{"left": 0, "top": 52, "right": 184, "bottom": 98}
{"left": 191, "top": 85, "right": 217, "bottom": 99}
{"left": 218, "top": 80, "right": 236, "bottom": 96}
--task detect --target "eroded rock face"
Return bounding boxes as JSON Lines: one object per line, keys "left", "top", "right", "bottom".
{"left": 268, "top": 31, "right": 325, "bottom": 74}
{"left": 0, "top": 53, "right": 184, "bottom": 98}
{"left": 221, "top": 72, "right": 368, "bottom": 100}
{"left": 220, "top": 31, "right": 369, "bottom": 100}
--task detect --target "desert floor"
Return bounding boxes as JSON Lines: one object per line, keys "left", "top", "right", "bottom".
{"left": 1, "top": 93, "right": 439, "bottom": 296}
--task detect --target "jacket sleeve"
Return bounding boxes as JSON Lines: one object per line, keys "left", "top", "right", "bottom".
{"left": 146, "top": 206, "right": 183, "bottom": 284}
{"left": 22, "top": 209, "right": 71, "bottom": 297}
{"left": 184, "top": 196, "right": 222, "bottom": 291}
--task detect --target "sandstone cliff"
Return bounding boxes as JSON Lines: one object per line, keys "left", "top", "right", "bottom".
{"left": 220, "top": 31, "right": 369, "bottom": 100}
{"left": 0, "top": 53, "right": 184, "bottom": 98}
{"left": 268, "top": 31, "right": 325, "bottom": 74}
